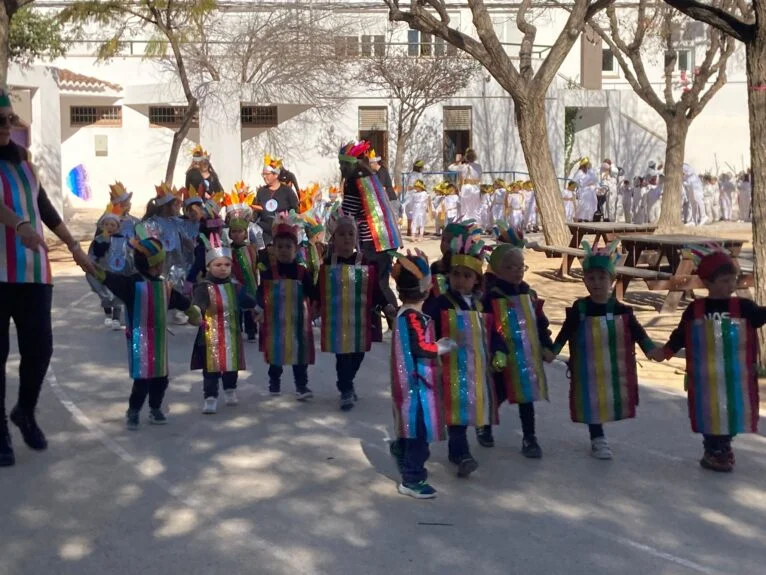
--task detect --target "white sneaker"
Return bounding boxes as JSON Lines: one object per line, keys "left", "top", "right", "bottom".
{"left": 111, "top": 319, "right": 122, "bottom": 331}
{"left": 591, "top": 437, "right": 613, "bottom": 460}
{"left": 173, "top": 310, "right": 188, "bottom": 325}
{"left": 202, "top": 397, "right": 218, "bottom": 414}
{"left": 224, "top": 390, "right": 238, "bottom": 406}
{"left": 104, "top": 317, "right": 112, "bottom": 327}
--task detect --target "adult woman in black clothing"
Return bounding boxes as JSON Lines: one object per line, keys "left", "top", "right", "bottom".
{"left": 0, "top": 90, "right": 95, "bottom": 467}
{"left": 185, "top": 149, "right": 223, "bottom": 200}
{"left": 278, "top": 166, "right": 300, "bottom": 196}
{"left": 254, "top": 155, "right": 299, "bottom": 246}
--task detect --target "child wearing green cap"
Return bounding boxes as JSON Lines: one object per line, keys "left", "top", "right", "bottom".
{"left": 546, "top": 241, "right": 656, "bottom": 459}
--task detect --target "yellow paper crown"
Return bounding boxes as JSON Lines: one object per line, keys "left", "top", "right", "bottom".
{"left": 192, "top": 144, "right": 208, "bottom": 158}
{"left": 108, "top": 181, "right": 132, "bottom": 204}
{"left": 413, "top": 179, "right": 426, "bottom": 191}
{"left": 263, "top": 154, "right": 282, "bottom": 172}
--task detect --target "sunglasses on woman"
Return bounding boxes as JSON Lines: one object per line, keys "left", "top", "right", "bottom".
{"left": 0, "top": 113, "right": 19, "bottom": 128}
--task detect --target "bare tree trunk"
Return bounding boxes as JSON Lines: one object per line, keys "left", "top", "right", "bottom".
{"left": 657, "top": 115, "right": 689, "bottom": 230}
{"left": 393, "top": 128, "right": 407, "bottom": 194}
{"left": 0, "top": 3, "right": 11, "bottom": 88}
{"left": 515, "top": 97, "right": 568, "bottom": 246}
{"left": 746, "top": 37, "right": 766, "bottom": 369}
{"left": 164, "top": 100, "right": 198, "bottom": 185}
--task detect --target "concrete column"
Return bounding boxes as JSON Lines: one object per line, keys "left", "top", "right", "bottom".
{"left": 545, "top": 88, "right": 566, "bottom": 179}
{"left": 601, "top": 90, "right": 621, "bottom": 166}
{"left": 31, "top": 73, "right": 63, "bottom": 215}
{"left": 199, "top": 81, "right": 242, "bottom": 188}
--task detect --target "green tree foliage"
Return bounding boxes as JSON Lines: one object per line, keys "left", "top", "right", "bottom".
{"left": 9, "top": 5, "right": 67, "bottom": 66}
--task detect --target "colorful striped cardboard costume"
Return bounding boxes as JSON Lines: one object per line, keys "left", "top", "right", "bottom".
{"left": 319, "top": 253, "right": 375, "bottom": 353}
{"left": 0, "top": 160, "right": 51, "bottom": 284}
{"left": 391, "top": 311, "right": 445, "bottom": 442}
{"left": 439, "top": 297, "right": 497, "bottom": 427}
{"left": 491, "top": 292, "right": 549, "bottom": 404}
{"left": 195, "top": 281, "right": 246, "bottom": 373}
{"left": 232, "top": 244, "right": 258, "bottom": 296}
{"left": 128, "top": 280, "right": 171, "bottom": 379}
{"left": 684, "top": 298, "right": 758, "bottom": 435}
{"left": 568, "top": 299, "right": 639, "bottom": 424}
{"left": 356, "top": 175, "right": 402, "bottom": 252}
{"left": 260, "top": 264, "right": 315, "bottom": 366}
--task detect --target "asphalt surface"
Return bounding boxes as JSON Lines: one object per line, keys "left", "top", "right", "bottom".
{"left": 2, "top": 270, "right": 766, "bottom": 575}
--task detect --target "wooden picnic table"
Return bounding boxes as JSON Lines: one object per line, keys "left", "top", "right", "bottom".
{"left": 616, "top": 234, "right": 751, "bottom": 313}
{"left": 554, "top": 222, "right": 658, "bottom": 276}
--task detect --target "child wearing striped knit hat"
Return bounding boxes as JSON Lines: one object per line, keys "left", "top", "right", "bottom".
{"left": 650, "top": 246, "right": 766, "bottom": 472}
{"left": 546, "top": 241, "right": 656, "bottom": 460}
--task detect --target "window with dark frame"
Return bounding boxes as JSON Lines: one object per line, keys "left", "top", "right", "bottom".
{"left": 601, "top": 48, "right": 615, "bottom": 73}
{"left": 373, "top": 35, "right": 385, "bottom": 57}
{"left": 334, "top": 36, "right": 359, "bottom": 58}
{"left": 407, "top": 29, "right": 419, "bottom": 57}
{"left": 664, "top": 49, "right": 692, "bottom": 72}
{"left": 241, "top": 105, "right": 278, "bottom": 128}
{"left": 420, "top": 33, "right": 432, "bottom": 57}
{"left": 70, "top": 105, "right": 122, "bottom": 127}
{"left": 148, "top": 106, "right": 199, "bottom": 127}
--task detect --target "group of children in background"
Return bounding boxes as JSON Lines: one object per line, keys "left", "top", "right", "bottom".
{"left": 84, "top": 164, "right": 763, "bottom": 501}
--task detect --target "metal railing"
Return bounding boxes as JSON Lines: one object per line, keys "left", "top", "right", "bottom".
{"left": 399, "top": 170, "right": 569, "bottom": 199}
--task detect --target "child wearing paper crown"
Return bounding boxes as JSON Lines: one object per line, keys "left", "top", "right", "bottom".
{"left": 255, "top": 212, "right": 318, "bottom": 400}
{"left": 481, "top": 238, "right": 552, "bottom": 457}
{"left": 389, "top": 251, "right": 457, "bottom": 499}
{"left": 87, "top": 204, "right": 132, "bottom": 330}
{"left": 319, "top": 215, "right": 395, "bottom": 411}
{"left": 650, "top": 247, "right": 766, "bottom": 472}
{"left": 546, "top": 242, "right": 657, "bottom": 459}
{"left": 426, "top": 221, "right": 474, "bottom": 305}
{"left": 423, "top": 234, "right": 496, "bottom": 478}
{"left": 190, "top": 232, "right": 257, "bottom": 414}
{"left": 90, "top": 225, "right": 201, "bottom": 430}
{"left": 406, "top": 179, "right": 430, "bottom": 241}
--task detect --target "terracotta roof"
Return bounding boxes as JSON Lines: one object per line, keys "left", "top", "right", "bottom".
{"left": 55, "top": 68, "right": 121, "bottom": 93}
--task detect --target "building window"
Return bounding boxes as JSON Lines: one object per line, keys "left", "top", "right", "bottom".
{"left": 241, "top": 105, "right": 278, "bottom": 128}
{"left": 69, "top": 105, "right": 122, "bottom": 127}
{"left": 334, "top": 36, "right": 359, "bottom": 58}
{"left": 665, "top": 49, "right": 692, "bottom": 72}
{"left": 601, "top": 48, "right": 615, "bottom": 73}
{"left": 407, "top": 30, "right": 455, "bottom": 58}
{"left": 407, "top": 29, "right": 419, "bottom": 57}
{"left": 149, "top": 106, "right": 199, "bottom": 128}
{"left": 358, "top": 106, "right": 388, "bottom": 165}
{"left": 420, "top": 33, "right": 432, "bottom": 57}
{"left": 361, "top": 35, "right": 386, "bottom": 58}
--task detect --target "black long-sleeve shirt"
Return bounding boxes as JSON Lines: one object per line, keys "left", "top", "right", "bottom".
{"left": 665, "top": 297, "right": 766, "bottom": 356}
{"left": 254, "top": 185, "right": 299, "bottom": 244}
{"left": 256, "top": 260, "right": 318, "bottom": 307}
{"left": 399, "top": 307, "right": 439, "bottom": 359}
{"left": 483, "top": 278, "right": 553, "bottom": 350}
{"left": 185, "top": 168, "right": 223, "bottom": 199}
{"left": 0, "top": 142, "right": 62, "bottom": 230}
{"left": 551, "top": 297, "right": 654, "bottom": 355}
{"left": 376, "top": 165, "right": 396, "bottom": 201}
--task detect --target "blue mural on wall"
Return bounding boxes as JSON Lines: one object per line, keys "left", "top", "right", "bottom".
{"left": 67, "top": 164, "right": 92, "bottom": 201}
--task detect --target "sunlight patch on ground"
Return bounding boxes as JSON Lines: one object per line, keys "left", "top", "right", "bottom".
{"left": 59, "top": 536, "right": 93, "bottom": 560}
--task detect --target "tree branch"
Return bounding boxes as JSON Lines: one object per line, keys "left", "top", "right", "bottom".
{"left": 663, "top": 0, "right": 753, "bottom": 42}
{"left": 516, "top": 0, "right": 537, "bottom": 80}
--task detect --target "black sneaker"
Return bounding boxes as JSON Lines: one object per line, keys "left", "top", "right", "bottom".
{"left": 247, "top": 333, "right": 256, "bottom": 343}
{"left": 296, "top": 387, "right": 314, "bottom": 402}
{"left": 456, "top": 457, "right": 479, "bottom": 478}
{"left": 125, "top": 409, "right": 140, "bottom": 431}
{"left": 0, "top": 419, "right": 14, "bottom": 467}
{"left": 268, "top": 381, "right": 281, "bottom": 396}
{"left": 340, "top": 392, "right": 354, "bottom": 411}
{"left": 475, "top": 426, "right": 495, "bottom": 448}
{"left": 9, "top": 406, "right": 47, "bottom": 451}
{"left": 148, "top": 409, "right": 168, "bottom": 425}
{"left": 521, "top": 436, "right": 543, "bottom": 459}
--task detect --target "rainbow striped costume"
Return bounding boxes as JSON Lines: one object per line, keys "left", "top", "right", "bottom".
{"left": 390, "top": 311, "right": 445, "bottom": 442}
{"left": 356, "top": 175, "right": 402, "bottom": 252}
{"left": 232, "top": 244, "right": 258, "bottom": 297}
{"left": 684, "top": 299, "right": 759, "bottom": 435}
{"left": 128, "top": 280, "right": 171, "bottom": 379}
{"left": 568, "top": 299, "right": 639, "bottom": 424}
{"left": 491, "top": 292, "right": 548, "bottom": 404}
{"left": 260, "top": 265, "right": 315, "bottom": 366}
{"left": 431, "top": 274, "right": 448, "bottom": 298}
{"left": 0, "top": 160, "right": 51, "bottom": 284}
{"left": 201, "top": 282, "right": 245, "bottom": 372}
{"left": 319, "top": 254, "right": 374, "bottom": 353}
{"left": 439, "top": 296, "right": 498, "bottom": 427}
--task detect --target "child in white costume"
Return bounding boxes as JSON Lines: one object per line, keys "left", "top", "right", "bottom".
{"left": 632, "top": 177, "right": 648, "bottom": 225}
{"left": 408, "top": 179, "right": 430, "bottom": 240}
{"left": 702, "top": 174, "right": 720, "bottom": 223}
{"left": 490, "top": 179, "right": 509, "bottom": 229}
{"left": 521, "top": 181, "right": 539, "bottom": 232}
{"left": 738, "top": 172, "right": 751, "bottom": 222}
{"left": 562, "top": 180, "right": 577, "bottom": 222}
{"left": 573, "top": 158, "right": 598, "bottom": 221}
{"left": 507, "top": 182, "right": 525, "bottom": 229}
{"left": 479, "top": 185, "right": 494, "bottom": 232}
{"left": 718, "top": 173, "right": 735, "bottom": 221}
{"left": 620, "top": 180, "right": 633, "bottom": 223}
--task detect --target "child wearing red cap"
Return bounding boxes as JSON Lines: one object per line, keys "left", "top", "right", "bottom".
{"left": 650, "top": 248, "right": 766, "bottom": 472}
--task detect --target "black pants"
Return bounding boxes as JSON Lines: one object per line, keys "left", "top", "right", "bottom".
{"left": 492, "top": 373, "right": 536, "bottom": 438}
{"left": 240, "top": 310, "right": 256, "bottom": 338}
{"left": 203, "top": 370, "right": 238, "bottom": 398}
{"left": 399, "top": 400, "right": 430, "bottom": 484}
{"left": 268, "top": 364, "right": 308, "bottom": 389}
{"left": 0, "top": 284, "right": 53, "bottom": 417}
{"left": 703, "top": 434, "right": 733, "bottom": 452}
{"left": 448, "top": 425, "right": 472, "bottom": 461}
{"left": 129, "top": 376, "right": 168, "bottom": 411}
{"left": 589, "top": 424, "right": 604, "bottom": 439}
{"left": 336, "top": 352, "right": 365, "bottom": 394}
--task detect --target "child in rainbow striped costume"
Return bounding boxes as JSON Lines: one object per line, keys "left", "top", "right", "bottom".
{"left": 425, "top": 221, "right": 474, "bottom": 307}
{"left": 92, "top": 225, "right": 201, "bottom": 430}
{"left": 652, "top": 246, "right": 766, "bottom": 472}
{"left": 547, "top": 241, "right": 656, "bottom": 460}
{"left": 389, "top": 251, "right": 457, "bottom": 499}
{"left": 319, "top": 214, "right": 395, "bottom": 411}
{"left": 255, "top": 213, "right": 318, "bottom": 400}
{"left": 481, "top": 237, "right": 553, "bottom": 457}
{"left": 423, "top": 232, "right": 496, "bottom": 478}
{"left": 191, "top": 232, "right": 257, "bottom": 414}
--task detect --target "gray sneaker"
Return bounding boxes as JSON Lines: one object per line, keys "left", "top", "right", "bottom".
{"left": 126, "top": 409, "right": 139, "bottom": 431}
{"left": 148, "top": 409, "right": 167, "bottom": 425}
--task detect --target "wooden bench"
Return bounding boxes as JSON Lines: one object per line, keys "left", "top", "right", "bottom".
{"left": 538, "top": 245, "right": 586, "bottom": 277}
{"left": 614, "top": 266, "right": 672, "bottom": 299}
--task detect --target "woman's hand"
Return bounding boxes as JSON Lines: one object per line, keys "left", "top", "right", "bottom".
{"left": 70, "top": 243, "right": 96, "bottom": 275}
{"left": 16, "top": 222, "right": 45, "bottom": 252}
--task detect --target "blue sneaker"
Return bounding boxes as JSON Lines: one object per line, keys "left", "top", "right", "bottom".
{"left": 398, "top": 480, "right": 437, "bottom": 499}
